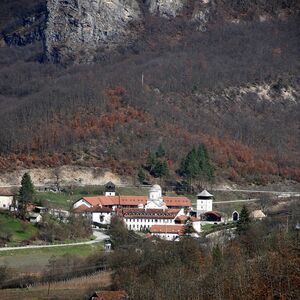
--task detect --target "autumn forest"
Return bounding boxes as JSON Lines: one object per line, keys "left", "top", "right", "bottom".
{"left": 0, "top": 1, "right": 299, "bottom": 184}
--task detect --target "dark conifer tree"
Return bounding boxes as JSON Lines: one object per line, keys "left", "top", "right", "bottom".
{"left": 18, "top": 173, "right": 35, "bottom": 218}
{"left": 155, "top": 144, "right": 166, "bottom": 158}
{"left": 236, "top": 205, "right": 251, "bottom": 234}
{"left": 137, "top": 168, "right": 146, "bottom": 184}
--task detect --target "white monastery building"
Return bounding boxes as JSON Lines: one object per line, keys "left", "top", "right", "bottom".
{"left": 73, "top": 184, "right": 191, "bottom": 230}
{"left": 73, "top": 183, "right": 225, "bottom": 240}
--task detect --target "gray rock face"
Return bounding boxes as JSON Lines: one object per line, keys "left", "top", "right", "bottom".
{"left": 44, "top": 0, "right": 192, "bottom": 63}
{"left": 1, "top": 4, "right": 46, "bottom": 47}
{"left": 45, "top": 0, "right": 142, "bottom": 63}
{"left": 148, "top": 0, "right": 185, "bottom": 18}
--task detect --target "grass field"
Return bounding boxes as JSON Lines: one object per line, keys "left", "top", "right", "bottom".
{"left": 0, "top": 242, "right": 104, "bottom": 273}
{"left": 36, "top": 185, "right": 151, "bottom": 209}
{"left": 0, "top": 213, "right": 38, "bottom": 245}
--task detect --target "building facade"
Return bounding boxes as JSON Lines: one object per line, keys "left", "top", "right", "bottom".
{"left": 0, "top": 195, "right": 14, "bottom": 210}
{"left": 73, "top": 184, "right": 191, "bottom": 230}
{"left": 196, "top": 190, "right": 213, "bottom": 217}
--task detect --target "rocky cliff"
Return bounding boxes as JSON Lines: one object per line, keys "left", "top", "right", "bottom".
{"left": 148, "top": 0, "right": 186, "bottom": 18}
{"left": 2, "top": 0, "right": 298, "bottom": 64}
{"left": 45, "top": 0, "right": 142, "bottom": 63}
{"left": 44, "top": 0, "right": 194, "bottom": 63}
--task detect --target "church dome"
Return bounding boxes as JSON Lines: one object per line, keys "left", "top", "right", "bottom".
{"left": 150, "top": 184, "right": 162, "bottom": 191}
{"left": 149, "top": 184, "right": 162, "bottom": 200}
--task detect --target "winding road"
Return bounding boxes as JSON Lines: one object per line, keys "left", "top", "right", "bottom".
{"left": 0, "top": 229, "right": 109, "bottom": 252}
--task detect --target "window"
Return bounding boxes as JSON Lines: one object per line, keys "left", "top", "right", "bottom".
{"left": 155, "top": 219, "right": 158, "bottom": 223}
{"left": 99, "top": 215, "right": 104, "bottom": 222}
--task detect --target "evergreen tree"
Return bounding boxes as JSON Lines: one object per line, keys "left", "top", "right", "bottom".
{"left": 236, "top": 205, "right": 251, "bottom": 234}
{"left": 153, "top": 160, "right": 169, "bottom": 179}
{"left": 147, "top": 152, "right": 157, "bottom": 173}
{"left": 137, "top": 168, "right": 146, "bottom": 184}
{"left": 147, "top": 145, "right": 169, "bottom": 180}
{"left": 180, "top": 144, "right": 214, "bottom": 187}
{"left": 155, "top": 144, "right": 166, "bottom": 158}
{"left": 18, "top": 173, "right": 35, "bottom": 218}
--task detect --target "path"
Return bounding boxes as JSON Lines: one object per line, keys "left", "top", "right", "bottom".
{"left": 0, "top": 229, "right": 109, "bottom": 252}
{"left": 214, "top": 198, "right": 259, "bottom": 204}
{"left": 213, "top": 188, "right": 300, "bottom": 195}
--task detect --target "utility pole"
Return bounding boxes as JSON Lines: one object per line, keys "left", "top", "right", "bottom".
{"left": 142, "top": 73, "right": 144, "bottom": 87}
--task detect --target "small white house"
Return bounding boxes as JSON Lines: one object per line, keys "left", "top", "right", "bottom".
{"left": 0, "top": 195, "right": 14, "bottom": 210}
{"left": 250, "top": 210, "right": 266, "bottom": 220}
{"left": 91, "top": 207, "right": 112, "bottom": 226}
{"left": 29, "top": 212, "right": 42, "bottom": 223}
{"left": 150, "top": 224, "right": 184, "bottom": 241}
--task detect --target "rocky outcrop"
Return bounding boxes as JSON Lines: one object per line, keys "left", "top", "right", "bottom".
{"left": 45, "top": 0, "right": 201, "bottom": 63}
{"left": 45, "top": 0, "right": 142, "bottom": 63}
{"left": 0, "top": 166, "right": 130, "bottom": 187}
{"left": 148, "top": 0, "right": 185, "bottom": 18}
{"left": 1, "top": 3, "right": 46, "bottom": 47}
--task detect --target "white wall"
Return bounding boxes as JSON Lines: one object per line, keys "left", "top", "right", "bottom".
{"left": 0, "top": 196, "right": 13, "bottom": 210}
{"left": 149, "top": 188, "right": 162, "bottom": 200}
{"left": 124, "top": 217, "right": 175, "bottom": 231}
{"left": 192, "top": 221, "right": 202, "bottom": 233}
{"left": 92, "top": 212, "right": 111, "bottom": 225}
{"left": 73, "top": 199, "right": 92, "bottom": 209}
{"left": 196, "top": 199, "right": 212, "bottom": 216}
{"left": 105, "top": 192, "right": 115, "bottom": 196}
{"left": 151, "top": 233, "right": 179, "bottom": 241}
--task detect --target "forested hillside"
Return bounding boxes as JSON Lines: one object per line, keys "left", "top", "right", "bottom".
{"left": 0, "top": 0, "right": 299, "bottom": 184}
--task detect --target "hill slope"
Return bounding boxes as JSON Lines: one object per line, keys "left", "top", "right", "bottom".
{"left": 0, "top": 0, "right": 299, "bottom": 184}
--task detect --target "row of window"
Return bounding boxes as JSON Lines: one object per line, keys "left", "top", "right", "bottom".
{"left": 127, "top": 218, "right": 173, "bottom": 223}
{"left": 153, "top": 234, "right": 177, "bottom": 239}
{"left": 128, "top": 224, "right": 151, "bottom": 230}
{"left": 126, "top": 213, "right": 174, "bottom": 217}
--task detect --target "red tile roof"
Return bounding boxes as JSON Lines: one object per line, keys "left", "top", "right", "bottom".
{"left": 73, "top": 205, "right": 113, "bottom": 214}
{"left": 73, "top": 204, "right": 90, "bottom": 213}
{"left": 175, "top": 215, "right": 200, "bottom": 223}
{"left": 150, "top": 224, "right": 184, "bottom": 235}
{"left": 0, "top": 187, "right": 15, "bottom": 196}
{"left": 163, "top": 196, "right": 191, "bottom": 207}
{"left": 204, "top": 211, "right": 222, "bottom": 218}
{"left": 81, "top": 195, "right": 191, "bottom": 208}
{"left": 121, "top": 208, "right": 180, "bottom": 219}
{"left": 90, "top": 290, "right": 128, "bottom": 300}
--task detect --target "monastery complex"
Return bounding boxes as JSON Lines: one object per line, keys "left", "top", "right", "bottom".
{"left": 73, "top": 182, "right": 220, "bottom": 241}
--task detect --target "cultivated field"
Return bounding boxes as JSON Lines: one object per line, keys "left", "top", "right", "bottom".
{"left": 0, "top": 242, "right": 103, "bottom": 273}
{"left": 0, "top": 271, "right": 112, "bottom": 300}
